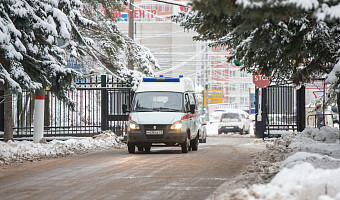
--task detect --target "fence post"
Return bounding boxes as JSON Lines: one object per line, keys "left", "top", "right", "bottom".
{"left": 262, "top": 88, "right": 267, "bottom": 138}
{"left": 101, "top": 75, "right": 108, "bottom": 131}
{"left": 0, "top": 90, "right": 4, "bottom": 132}
{"left": 296, "top": 85, "right": 306, "bottom": 132}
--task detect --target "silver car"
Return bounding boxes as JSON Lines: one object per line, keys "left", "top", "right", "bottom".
{"left": 218, "top": 111, "right": 250, "bottom": 134}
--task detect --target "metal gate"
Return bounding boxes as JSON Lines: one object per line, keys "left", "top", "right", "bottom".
{"left": 101, "top": 75, "right": 133, "bottom": 136}
{"left": 255, "top": 85, "right": 305, "bottom": 138}
{"left": 266, "top": 85, "right": 296, "bottom": 131}
{"left": 1, "top": 75, "right": 133, "bottom": 139}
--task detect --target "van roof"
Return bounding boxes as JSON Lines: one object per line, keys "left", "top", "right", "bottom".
{"left": 136, "top": 77, "right": 195, "bottom": 93}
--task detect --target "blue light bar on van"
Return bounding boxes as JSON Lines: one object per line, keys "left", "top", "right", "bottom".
{"left": 143, "top": 78, "right": 180, "bottom": 82}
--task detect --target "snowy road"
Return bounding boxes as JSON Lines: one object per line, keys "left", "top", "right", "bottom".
{"left": 0, "top": 137, "right": 264, "bottom": 200}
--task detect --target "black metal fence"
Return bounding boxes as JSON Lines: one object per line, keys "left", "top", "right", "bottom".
{"left": 2, "top": 75, "right": 132, "bottom": 139}
{"left": 266, "top": 85, "right": 296, "bottom": 131}
{"left": 255, "top": 85, "right": 304, "bottom": 138}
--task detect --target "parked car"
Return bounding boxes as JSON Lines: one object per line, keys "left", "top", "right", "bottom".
{"left": 210, "top": 109, "right": 229, "bottom": 123}
{"left": 218, "top": 110, "right": 250, "bottom": 134}
{"left": 199, "top": 118, "right": 207, "bottom": 143}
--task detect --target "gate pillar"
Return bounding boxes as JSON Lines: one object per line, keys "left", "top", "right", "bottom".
{"left": 255, "top": 88, "right": 267, "bottom": 138}
{"left": 296, "top": 85, "right": 306, "bottom": 132}
{"left": 0, "top": 90, "right": 4, "bottom": 132}
{"left": 101, "top": 75, "right": 108, "bottom": 131}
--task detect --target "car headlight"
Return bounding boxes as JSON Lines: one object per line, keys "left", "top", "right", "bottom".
{"left": 171, "top": 121, "right": 182, "bottom": 130}
{"left": 129, "top": 121, "right": 139, "bottom": 130}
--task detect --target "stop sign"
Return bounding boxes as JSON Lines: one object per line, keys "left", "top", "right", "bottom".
{"left": 253, "top": 73, "right": 271, "bottom": 88}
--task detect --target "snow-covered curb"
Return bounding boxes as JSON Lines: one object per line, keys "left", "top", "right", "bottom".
{"left": 0, "top": 131, "right": 126, "bottom": 166}
{"left": 212, "top": 126, "right": 340, "bottom": 200}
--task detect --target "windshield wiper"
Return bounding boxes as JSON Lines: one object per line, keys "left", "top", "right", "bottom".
{"left": 152, "top": 107, "right": 181, "bottom": 112}
{"left": 135, "top": 107, "right": 153, "bottom": 112}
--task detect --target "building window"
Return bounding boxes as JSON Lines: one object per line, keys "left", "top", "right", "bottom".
{"left": 229, "top": 70, "right": 236, "bottom": 77}
{"left": 167, "top": 4, "right": 171, "bottom": 11}
{"left": 240, "top": 97, "right": 248, "bottom": 105}
{"left": 241, "top": 84, "right": 248, "bottom": 90}
{"left": 214, "top": 71, "right": 217, "bottom": 78}
{"left": 229, "top": 84, "right": 235, "bottom": 91}
{"left": 160, "top": 4, "right": 166, "bottom": 12}
{"left": 142, "top": 5, "right": 148, "bottom": 10}
{"left": 221, "top": 70, "right": 225, "bottom": 78}
{"left": 229, "top": 97, "right": 236, "bottom": 103}
{"left": 241, "top": 71, "right": 248, "bottom": 77}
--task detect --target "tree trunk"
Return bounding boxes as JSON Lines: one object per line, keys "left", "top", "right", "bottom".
{"left": 337, "top": 93, "right": 340, "bottom": 140}
{"left": 4, "top": 91, "right": 13, "bottom": 141}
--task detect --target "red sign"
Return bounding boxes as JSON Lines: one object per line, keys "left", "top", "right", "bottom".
{"left": 180, "top": 6, "right": 189, "bottom": 12}
{"left": 253, "top": 73, "right": 271, "bottom": 88}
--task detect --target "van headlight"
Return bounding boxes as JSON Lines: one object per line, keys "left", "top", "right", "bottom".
{"left": 171, "top": 121, "right": 182, "bottom": 130}
{"left": 129, "top": 121, "right": 139, "bottom": 130}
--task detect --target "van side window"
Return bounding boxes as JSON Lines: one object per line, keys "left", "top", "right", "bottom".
{"left": 188, "top": 93, "right": 196, "bottom": 105}
{"left": 184, "top": 93, "right": 190, "bottom": 112}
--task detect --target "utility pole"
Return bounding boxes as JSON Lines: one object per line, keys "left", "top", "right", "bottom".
{"left": 205, "top": 45, "right": 209, "bottom": 121}
{"left": 128, "top": 0, "right": 134, "bottom": 70}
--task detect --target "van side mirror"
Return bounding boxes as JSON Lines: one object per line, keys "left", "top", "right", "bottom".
{"left": 189, "top": 104, "right": 196, "bottom": 114}
{"left": 122, "top": 104, "right": 129, "bottom": 113}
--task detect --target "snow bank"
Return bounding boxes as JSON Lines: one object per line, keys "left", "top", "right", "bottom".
{"left": 0, "top": 131, "right": 125, "bottom": 166}
{"left": 213, "top": 127, "right": 340, "bottom": 200}
{"left": 230, "top": 163, "right": 340, "bottom": 200}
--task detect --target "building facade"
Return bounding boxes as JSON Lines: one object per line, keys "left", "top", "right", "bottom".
{"left": 117, "top": 0, "right": 254, "bottom": 111}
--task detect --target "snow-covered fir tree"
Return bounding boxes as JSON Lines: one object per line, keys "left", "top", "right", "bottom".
{"left": 70, "top": 0, "right": 160, "bottom": 89}
{"left": 173, "top": 0, "right": 340, "bottom": 111}
{"left": 0, "top": 0, "right": 159, "bottom": 140}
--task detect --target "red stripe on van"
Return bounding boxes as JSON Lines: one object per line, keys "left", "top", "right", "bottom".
{"left": 181, "top": 111, "right": 199, "bottom": 120}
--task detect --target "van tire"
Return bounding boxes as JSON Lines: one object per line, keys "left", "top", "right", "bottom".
{"left": 137, "top": 146, "right": 144, "bottom": 152}
{"left": 181, "top": 138, "right": 190, "bottom": 153}
{"left": 191, "top": 135, "right": 198, "bottom": 151}
{"left": 128, "top": 143, "right": 135, "bottom": 153}
{"left": 145, "top": 146, "right": 151, "bottom": 152}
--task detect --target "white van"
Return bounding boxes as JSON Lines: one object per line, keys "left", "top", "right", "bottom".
{"left": 122, "top": 76, "right": 200, "bottom": 153}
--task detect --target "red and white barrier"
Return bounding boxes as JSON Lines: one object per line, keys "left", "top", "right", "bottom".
{"left": 33, "top": 90, "right": 45, "bottom": 143}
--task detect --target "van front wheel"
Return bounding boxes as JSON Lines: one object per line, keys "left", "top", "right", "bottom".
{"left": 128, "top": 143, "right": 135, "bottom": 153}
{"left": 191, "top": 135, "right": 198, "bottom": 151}
{"left": 181, "top": 138, "right": 190, "bottom": 153}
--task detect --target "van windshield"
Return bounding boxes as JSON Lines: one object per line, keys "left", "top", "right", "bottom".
{"left": 132, "top": 92, "right": 183, "bottom": 112}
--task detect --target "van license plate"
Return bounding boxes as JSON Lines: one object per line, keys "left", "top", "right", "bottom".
{"left": 146, "top": 130, "right": 163, "bottom": 135}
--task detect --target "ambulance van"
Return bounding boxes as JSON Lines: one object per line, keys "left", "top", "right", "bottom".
{"left": 122, "top": 76, "right": 200, "bottom": 153}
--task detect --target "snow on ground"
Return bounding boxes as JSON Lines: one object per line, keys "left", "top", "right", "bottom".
{"left": 0, "top": 130, "right": 125, "bottom": 166}
{"left": 1, "top": 126, "right": 340, "bottom": 200}
{"left": 211, "top": 126, "right": 340, "bottom": 200}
